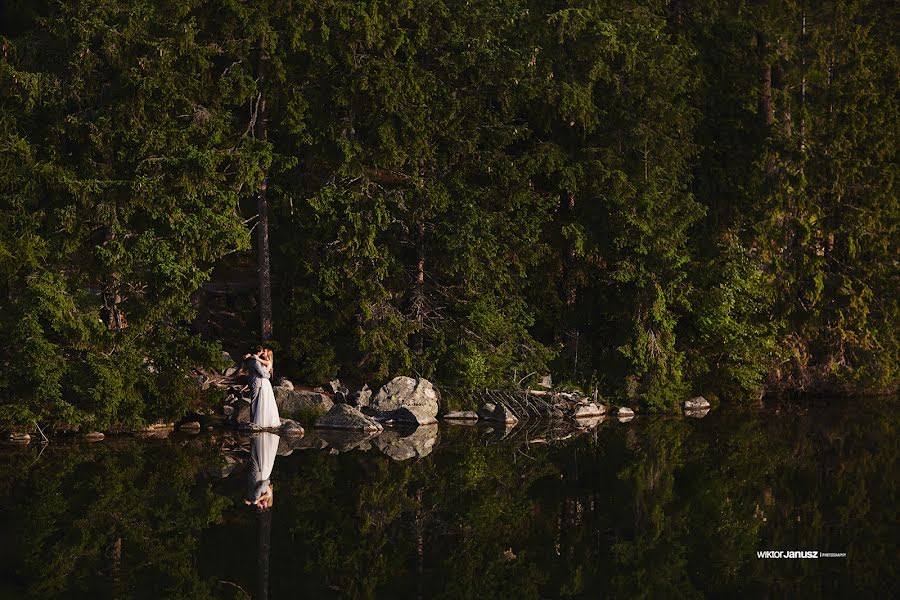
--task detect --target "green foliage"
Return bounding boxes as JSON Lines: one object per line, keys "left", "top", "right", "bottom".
{"left": 0, "top": 0, "right": 896, "bottom": 428}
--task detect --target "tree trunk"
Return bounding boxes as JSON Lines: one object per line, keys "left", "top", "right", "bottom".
{"left": 255, "top": 38, "right": 273, "bottom": 342}
{"left": 414, "top": 219, "right": 425, "bottom": 353}
{"left": 758, "top": 33, "right": 776, "bottom": 182}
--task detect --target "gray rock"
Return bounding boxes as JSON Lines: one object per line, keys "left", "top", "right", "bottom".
{"left": 443, "top": 410, "right": 479, "bottom": 420}
{"left": 222, "top": 405, "right": 235, "bottom": 417}
{"left": 370, "top": 376, "right": 440, "bottom": 419}
{"left": 683, "top": 396, "right": 710, "bottom": 410}
{"left": 274, "top": 387, "right": 334, "bottom": 419}
{"left": 220, "top": 351, "right": 236, "bottom": 370}
{"left": 235, "top": 400, "right": 252, "bottom": 424}
{"left": 275, "top": 377, "right": 294, "bottom": 390}
{"left": 224, "top": 366, "right": 238, "bottom": 378}
{"left": 477, "top": 402, "right": 519, "bottom": 425}
{"left": 315, "top": 404, "right": 384, "bottom": 432}
{"left": 83, "top": 431, "right": 105, "bottom": 441}
{"left": 7, "top": 432, "right": 31, "bottom": 444}
{"left": 538, "top": 374, "right": 553, "bottom": 389}
{"left": 393, "top": 406, "right": 438, "bottom": 426}
{"left": 572, "top": 403, "right": 606, "bottom": 418}
{"left": 372, "top": 426, "right": 439, "bottom": 461}
{"left": 616, "top": 407, "right": 635, "bottom": 418}
{"left": 353, "top": 384, "right": 372, "bottom": 407}
{"left": 328, "top": 379, "right": 342, "bottom": 394}
{"left": 279, "top": 419, "right": 305, "bottom": 436}
{"left": 179, "top": 421, "right": 202, "bottom": 432}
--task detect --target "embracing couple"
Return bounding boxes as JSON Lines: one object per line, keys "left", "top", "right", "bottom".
{"left": 241, "top": 346, "right": 281, "bottom": 430}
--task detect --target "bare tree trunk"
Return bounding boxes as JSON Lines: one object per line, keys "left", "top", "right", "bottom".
{"left": 414, "top": 218, "right": 426, "bottom": 354}
{"left": 255, "top": 38, "right": 273, "bottom": 342}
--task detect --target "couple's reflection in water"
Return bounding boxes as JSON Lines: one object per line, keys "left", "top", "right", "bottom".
{"left": 245, "top": 431, "right": 279, "bottom": 600}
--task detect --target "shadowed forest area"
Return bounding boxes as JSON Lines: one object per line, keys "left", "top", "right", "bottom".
{"left": 0, "top": 0, "right": 897, "bottom": 430}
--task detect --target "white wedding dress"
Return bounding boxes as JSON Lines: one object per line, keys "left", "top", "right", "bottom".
{"left": 253, "top": 365, "right": 281, "bottom": 429}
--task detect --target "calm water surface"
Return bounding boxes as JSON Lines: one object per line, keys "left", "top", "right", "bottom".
{"left": 0, "top": 400, "right": 896, "bottom": 599}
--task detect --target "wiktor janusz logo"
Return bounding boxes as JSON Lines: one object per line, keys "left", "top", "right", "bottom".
{"left": 757, "top": 550, "right": 819, "bottom": 559}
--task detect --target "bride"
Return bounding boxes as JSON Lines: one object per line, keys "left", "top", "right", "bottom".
{"left": 244, "top": 347, "right": 281, "bottom": 429}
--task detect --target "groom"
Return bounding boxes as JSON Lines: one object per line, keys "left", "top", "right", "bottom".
{"left": 243, "top": 345, "right": 270, "bottom": 427}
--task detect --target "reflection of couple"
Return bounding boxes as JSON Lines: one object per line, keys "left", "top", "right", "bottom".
{"left": 245, "top": 431, "right": 279, "bottom": 510}
{"left": 241, "top": 346, "right": 281, "bottom": 430}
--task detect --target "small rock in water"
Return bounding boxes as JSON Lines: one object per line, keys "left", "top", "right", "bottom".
{"left": 83, "top": 431, "right": 105, "bottom": 441}
{"left": 279, "top": 419, "right": 305, "bottom": 436}
{"left": 179, "top": 421, "right": 201, "bottom": 432}
{"left": 616, "top": 407, "right": 635, "bottom": 422}
{"left": 572, "top": 402, "right": 606, "bottom": 419}
{"left": 477, "top": 402, "right": 519, "bottom": 425}
{"left": 683, "top": 396, "right": 710, "bottom": 410}
{"left": 7, "top": 432, "right": 31, "bottom": 444}
{"left": 443, "top": 410, "right": 479, "bottom": 420}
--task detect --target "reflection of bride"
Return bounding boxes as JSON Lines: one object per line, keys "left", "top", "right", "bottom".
{"left": 245, "top": 432, "right": 280, "bottom": 510}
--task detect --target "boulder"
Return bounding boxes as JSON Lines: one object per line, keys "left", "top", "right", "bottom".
{"left": 477, "top": 402, "right": 519, "bottom": 425}
{"left": 373, "top": 426, "right": 439, "bottom": 461}
{"left": 222, "top": 405, "right": 235, "bottom": 417}
{"left": 352, "top": 384, "right": 372, "bottom": 408}
{"left": 443, "top": 410, "right": 479, "bottom": 420}
{"left": 224, "top": 366, "right": 238, "bottom": 378}
{"left": 616, "top": 407, "right": 635, "bottom": 418}
{"left": 369, "top": 376, "right": 440, "bottom": 419}
{"left": 274, "top": 387, "right": 334, "bottom": 419}
{"left": 220, "top": 351, "right": 236, "bottom": 370}
{"left": 7, "top": 432, "right": 31, "bottom": 444}
{"left": 571, "top": 403, "right": 606, "bottom": 419}
{"left": 279, "top": 419, "right": 305, "bottom": 436}
{"left": 315, "top": 404, "right": 384, "bottom": 432}
{"left": 393, "top": 406, "right": 438, "bottom": 426}
{"left": 179, "top": 421, "right": 202, "bottom": 432}
{"left": 275, "top": 377, "right": 294, "bottom": 390}
{"left": 234, "top": 399, "right": 253, "bottom": 424}
{"left": 83, "top": 431, "right": 105, "bottom": 441}
{"left": 684, "top": 396, "right": 710, "bottom": 410}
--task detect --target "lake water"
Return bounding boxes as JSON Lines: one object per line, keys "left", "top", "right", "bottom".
{"left": 0, "top": 400, "right": 895, "bottom": 598}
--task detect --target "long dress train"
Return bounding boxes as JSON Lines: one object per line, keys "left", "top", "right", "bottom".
{"left": 253, "top": 377, "right": 281, "bottom": 429}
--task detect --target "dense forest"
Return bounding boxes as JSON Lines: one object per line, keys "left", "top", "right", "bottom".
{"left": 1, "top": 0, "right": 897, "bottom": 429}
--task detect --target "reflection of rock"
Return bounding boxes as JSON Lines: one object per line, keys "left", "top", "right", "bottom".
{"left": 487, "top": 421, "right": 518, "bottom": 438}
{"left": 7, "top": 432, "right": 31, "bottom": 444}
{"left": 571, "top": 403, "right": 605, "bottom": 419}
{"left": 317, "top": 429, "right": 380, "bottom": 452}
{"left": 393, "top": 406, "right": 438, "bottom": 426}
{"left": 684, "top": 408, "right": 710, "bottom": 419}
{"left": 208, "top": 454, "right": 242, "bottom": 478}
{"left": 277, "top": 433, "right": 328, "bottom": 456}
{"left": 275, "top": 388, "right": 334, "bottom": 419}
{"left": 315, "top": 404, "right": 384, "bottom": 432}
{"left": 444, "top": 410, "right": 479, "bottom": 421}
{"left": 616, "top": 407, "right": 635, "bottom": 418}
{"left": 684, "top": 396, "right": 710, "bottom": 410}
{"left": 372, "top": 426, "right": 439, "bottom": 461}
{"left": 574, "top": 415, "right": 605, "bottom": 429}
{"left": 83, "top": 431, "right": 105, "bottom": 441}
{"left": 369, "top": 377, "right": 439, "bottom": 420}
{"left": 179, "top": 421, "right": 201, "bottom": 432}
{"left": 477, "top": 402, "right": 519, "bottom": 425}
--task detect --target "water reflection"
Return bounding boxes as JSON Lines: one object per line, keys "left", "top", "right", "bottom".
{"left": 0, "top": 400, "right": 895, "bottom": 598}
{"left": 246, "top": 432, "right": 279, "bottom": 511}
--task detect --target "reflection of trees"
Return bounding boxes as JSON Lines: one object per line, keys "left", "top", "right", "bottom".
{"left": 0, "top": 403, "right": 894, "bottom": 597}
{"left": 0, "top": 440, "right": 228, "bottom": 599}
